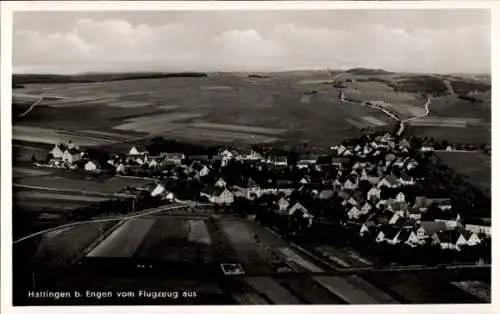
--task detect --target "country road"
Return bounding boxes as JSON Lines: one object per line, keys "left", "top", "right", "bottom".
{"left": 18, "top": 96, "right": 43, "bottom": 118}
{"left": 13, "top": 183, "right": 136, "bottom": 199}
{"left": 338, "top": 91, "right": 431, "bottom": 136}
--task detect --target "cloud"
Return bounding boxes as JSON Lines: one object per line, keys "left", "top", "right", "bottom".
{"left": 13, "top": 17, "right": 490, "bottom": 74}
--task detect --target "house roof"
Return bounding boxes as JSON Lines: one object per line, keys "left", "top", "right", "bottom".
{"left": 161, "top": 152, "right": 184, "bottom": 159}
{"left": 319, "top": 189, "right": 335, "bottom": 199}
{"left": 65, "top": 148, "right": 81, "bottom": 155}
{"left": 53, "top": 143, "right": 67, "bottom": 151}
{"left": 397, "top": 229, "right": 413, "bottom": 241}
{"left": 436, "top": 230, "right": 465, "bottom": 244}
{"left": 379, "top": 226, "right": 400, "bottom": 239}
{"left": 391, "top": 201, "right": 409, "bottom": 211}
{"left": 419, "top": 221, "right": 447, "bottom": 235}
{"left": 201, "top": 184, "right": 228, "bottom": 197}
{"left": 381, "top": 174, "right": 399, "bottom": 185}
{"left": 86, "top": 160, "right": 100, "bottom": 167}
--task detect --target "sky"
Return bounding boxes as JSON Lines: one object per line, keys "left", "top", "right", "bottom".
{"left": 13, "top": 10, "right": 490, "bottom": 74}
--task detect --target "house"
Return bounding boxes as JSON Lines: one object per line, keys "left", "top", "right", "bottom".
{"left": 336, "top": 144, "right": 347, "bottom": 156}
{"left": 415, "top": 221, "right": 448, "bottom": 242}
{"left": 420, "top": 146, "right": 434, "bottom": 152}
{"left": 268, "top": 156, "right": 288, "bottom": 167}
{"left": 465, "top": 231, "right": 482, "bottom": 246}
{"left": 161, "top": 152, "right": 185, "bottom": 165}
{"left": 190, "top": 162, "right": 210, "bottom": 177}
{"left": 359, "top": 221, "right": 376, "bottom": 237}
{"left": 200, "top": 185, "right": 234, "bottom": 205}
{"left": 398, "top": 173, "right": 415, "bottom": 186}
{"left": 347, "top": 206, "right": 362, "bottom": 220}
{"left": 395, "top": 192, "right": 406, "bottom": 202}
{"left": 62, "top": 148, "right": 82, "bottom": 164}
{"left": 215, "top": 178, "right": 227, "bottom": 188}
{"left": 388, "top": 212, "right": 402, "bottom": 225}
{"left": 406, "top": 158, "right": 419, "bottom": 170}
{"left": 435, "top": 230, "right": 468, "bottom": 250}
{"left": 343, "top": 178, "right": 358, "bottom": 190}
{"left": 367, "top": 186, "right": 381, "bottom": 201}
{"left": 129, "top": 146, "right": 148, "bottom": 156}
{"left": 50, "top": 143, "right": 67, "bottom": 159}
{"left": 397, "top": 229, "right": 420, "bottom": 247}
{"left": 235, "top": 178, "right": 261, "bottom": 199}
{"left": 285, "top": 202, "right": 311, "bottom": 217}
{"left": 377, "top": 174, "right": 400, "bottom": 188}
{"left": 278, "top": 197, "right": 290, "bottom": 212}
{"left": 464, "top": 218, "right": 491, "bottom": 237}
{"left": 150, "top": 183, "right": 166, "bottom": 197}
{"left": 116, "top": 163, "right": 126, "bottom": 175}
{"left": 148, "top": 159, "right": 159, "bottom": 168}
{"left": 360, "top": 203, "right": 373, "bottom": 215}
{"left": 407, "top": 208, "right": 422, "bottom": 221}
{"left": 84, "top": 160, "right": 100, "bottom": 172}
{"left": 300, "top": 176, "right": 312, "bottom": 185}
{"left": 376, "top": 226, "right": 400, "bottom": 244}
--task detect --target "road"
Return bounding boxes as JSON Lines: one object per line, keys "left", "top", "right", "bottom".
{"left": 338, "top": 91, "right": 431, "bottom": 136}
{"left": 18, "top": 96, "right": 43, "bottom": 118}
{"left": 13, "top": 201, "right": 209, "bottom": 244}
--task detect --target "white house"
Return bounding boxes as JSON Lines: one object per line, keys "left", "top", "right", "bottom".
{"left": 361, "top": 203, "right": 373, "bottom": 215}
{"left": 395, "top": 192, "right": 406, "bottom": 202}
{"left": 84, "top": 160, "right": 99, "bottom": 172}
{"left": 436, "top": 230, "right": 468, "bottom": 250}
{"left": 129, "top": 146, "right": 148, "bottom": 156}
{"left": 50, "top": 144, "right": 67, "bottom": 159}
{"left": 376, "top": 227, "right": 400, "bottom": 244}
{"left": 367, "top": 186, "right": 381, "bottom": 201}
{"left": 377, "top": 175, "right": 400, "bottom": 189}
{"left": 235, "top": 178, "right": 261, "bottom": 199}
{"left": 347, "top": 206, "right": 362, "bottom": 220}
{"left": 465, "top": 223, "right": 491, "bottom": 237}
{"left": 278, "top": 197, "right": 290, "bottom": 212}
{"left": 287, "top": 202, "right": 312, "bottom": 218}
{"left": 62, "top": 149, "right": 82, "bottom": 164}
{"left": 200, "top": 186, "right": 234, "bottom": 205}
{"left": 466, "top": 232, "right": 482, "bottom": 246}
{"left": 151, "top": 184, "right": 166, "bottom": 197}
{"left": 116, "top": 163, "right": 126, "bottom": 175}
{"left": 343, "top": 178, "right": 358, "bottom": 190}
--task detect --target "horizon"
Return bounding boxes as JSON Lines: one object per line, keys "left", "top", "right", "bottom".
{"left": 13, "top": 10, "right": 490, "bottom": 75}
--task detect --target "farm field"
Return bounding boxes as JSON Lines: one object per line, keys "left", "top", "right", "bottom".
{"left": 14, "top": 221, "right": 119, "bottom": 268}
{"left": 313, "top": 275, "right": 396, "bottom": 304}
{"left": 359, "top": 272, "right": 484, "bottom": 304}
{"left": 13, "top": 72, "right": 400, "bottom": 148}
{"left": 243, "top": 277, "right": 302, "bottom": 304}
{"left": 405, "top": 125, "right": 491, "bottom": 145}
{"left": 87, "top": 217, "right": 213, "bottom": 263}
{"left": 436, "top": 151, "right": 491, "bottom": 195}
{"left": 14, "top": 175, "right": 153, "bottom": 193}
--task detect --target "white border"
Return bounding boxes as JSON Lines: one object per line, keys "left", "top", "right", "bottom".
{"left": 1, "top": 1, "right": 497, "bottom": 314}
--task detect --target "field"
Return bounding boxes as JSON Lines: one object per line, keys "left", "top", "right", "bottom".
{"left": 359, "top": 272, "right": 483, "bottom": 303}
{"left": 13, "top": 72, "right": 399, "bottom": 148}
{"left": 436, "top": 151, "right": 491, "bottom": 195}
{"left": 87, "top": 217, "right": 213, "bottom": 263}
{"left": 14, "top": 221, "right": 119, "bottom": 268}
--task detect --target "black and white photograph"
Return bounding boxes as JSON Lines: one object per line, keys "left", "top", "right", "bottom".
{"left": 3, "top": 2, "right": 493, "bottom": 309}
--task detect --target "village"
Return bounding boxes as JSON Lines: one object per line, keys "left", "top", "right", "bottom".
{"left": 35, "top": 129, "right": 491, "bottom": 267}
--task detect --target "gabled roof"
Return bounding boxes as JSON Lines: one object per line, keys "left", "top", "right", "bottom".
{"left": 390, "top": 201, "right": 409, "bottom": 212}
{"left": 201, "top": 184, "right": 228, "bottom": 197}
{"left": 65, "top": 148, "right": 81, "bottom": 155}
{"left": 436, "top": 230, "right": 465, "bottom": 244}
{"left": 53, "top": 143, "right": 67, "bottom": 151}
{"left": 381, "top": 174, "right": 399, "bottom": 185}
{"left": 379, "top": 226, "right": 400, "bottom": 239}
{"left": 397, "top": 229, "right": 414, "bottom": 241}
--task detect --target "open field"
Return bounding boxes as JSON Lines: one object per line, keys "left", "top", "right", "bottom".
{"left": 15, "top": 191, "right": 110, "bottom": 203}
{"left": 451, "top": 281, "right": 490, "bottom": 302}
{"left": 359, "top": 272, "right": 483, "bottom": 303}
{"left": 13, "top": 72, "right": 397, "bottom": 148}
{"left": 313, "top": 275, "right": 396, "bottom": 304}
{"left": 244, "top": 277, "right": 302, "bottom": 304}
{"left": 437, "top": 151, "right": 491, "bottom": 194}
{"left": 87, "top": 217, "right": 213, "bottom": 263}
{"left": 405, "top": 125, "right": 490, "bottom": 145}
{"left": 14, "top": 221, "right": 119, "bottom": 267}
{"left": 14, "top": 175, "right": 153, "bottom": 193}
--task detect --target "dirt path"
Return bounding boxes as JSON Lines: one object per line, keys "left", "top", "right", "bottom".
{"left": 18, "top": 96, "right": 43, "bottom": 118}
